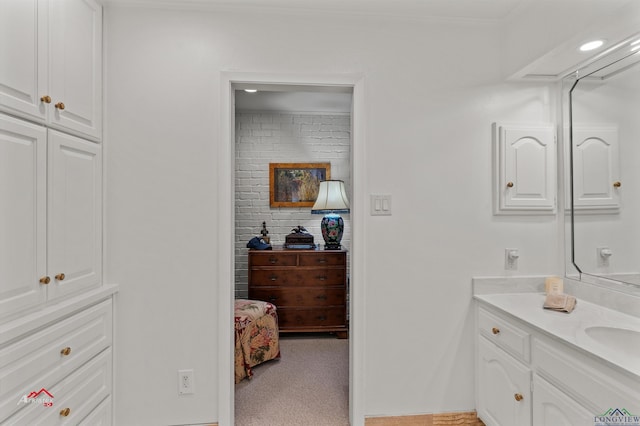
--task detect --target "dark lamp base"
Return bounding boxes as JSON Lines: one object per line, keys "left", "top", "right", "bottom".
{"left": 323, "top": 243, "right": 342, "bottom": 250}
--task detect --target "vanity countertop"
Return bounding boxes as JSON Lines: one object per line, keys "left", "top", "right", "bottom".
{"left": 474, "top": 292, "right": 640, "bottom": 379}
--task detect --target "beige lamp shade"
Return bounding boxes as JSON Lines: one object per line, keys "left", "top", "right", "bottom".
{"left": 311, "top": 180, "right": 350, "bottom": 213}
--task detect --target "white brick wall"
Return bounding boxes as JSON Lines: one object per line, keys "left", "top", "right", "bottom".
{"left": 235, "top": 112, "right": 352, "bottom": 298}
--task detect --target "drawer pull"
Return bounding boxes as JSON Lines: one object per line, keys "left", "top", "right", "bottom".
{"left": 613, "top": 181, "right": 622, "bottom": 188}
{"left": 55, "top": 102, "right": 65, "bottom": 110}
{"left": 317, "top": 316, "right": 327, "bottom": 321}
{"left": 492, "top": 327, "right": 500, "bottom": 335}
{"left": 269, "top": 275, "right": 278, "bottom": 281}
{"left": 55, "top": 273, "right": 66, "bottom": 281}
{"left": 269, "top": 257, "right": 278, "bottom": 264}
{"left": 39, "top": 276, "right": 51, "bottom": 284}
{"left": 317, "top": 258, "right": 327, "bottom": 263}
{"left": 60, "top": 407, "right": 71, "bottom": 417}
{"left": 316, "top": 295, "right": 327, "bottom": 300}
{"left": 316, "top": 276, "right": 327, "bottom": 281}
{"left": 61, "top": 347, "right": 72, "bottom": 356}
{"left": 40, "top": 95, "right": 52, "bottom": 103}
{"left": 514, "top": 393, "right": 523, "bottom": 402}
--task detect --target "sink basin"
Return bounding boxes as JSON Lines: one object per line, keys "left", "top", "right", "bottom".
{"left": 583, "top": 326, "right": 640, "bottom": 357}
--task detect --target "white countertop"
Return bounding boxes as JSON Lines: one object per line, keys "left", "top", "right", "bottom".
{"left": 474, "top": 292, "right": 640, "bottom": 379}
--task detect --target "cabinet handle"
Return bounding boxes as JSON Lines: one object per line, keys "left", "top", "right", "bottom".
{"left": 613, "top": 181, "right": 622, "bottom": 188}
{"left": 40, "top": 95, "right": 52, "bottom": 104}
{"left": 55, "top": 102, "right": 65, "bottom": 110}
{"left": 39, "top": 276, "right": 51, "bottom": 284}
{"left": 60, "top": 407, "right": 71, "bottom": 417}
{"left": 60, "top": 347, "right": 72, "bottom": 356}
{"left": 514, "top": 393, "right": 524, "bottom": 402}
{"left": 316, "top": 276, "right": 327, "bottom": 281}
{"left": 317, "top": 258, "right": 327, "bottom": 263}
{"left": 316, "top": 294, "right": 327, "bottom": 300}
{"left": 269, "top": 275, "right": 278, "bottom": 281}
{"left": 317, "top": 316, "right": 327, "bottom": 321}
{"left": 269, "top": 257, "right": 277, "bottom": 264}
{"left": 492, "top": 327, "right": 500, "bottom": 335}
{"left": 55, "top": 273, "right": 66, "bottom": 281}
{"left": 506, "top": 182, "right": 514, "bottom": 188}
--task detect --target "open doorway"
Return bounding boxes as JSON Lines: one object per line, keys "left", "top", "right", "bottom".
{"left": 233, "top": 84, "right": 352, "bottom": 425}
{"left": 217, "top": 73, "right": 365, "bottom": 426}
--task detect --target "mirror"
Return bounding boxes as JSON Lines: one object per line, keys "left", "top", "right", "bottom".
{"left": 566, "top": 34, "right": 640, "bottom": 288}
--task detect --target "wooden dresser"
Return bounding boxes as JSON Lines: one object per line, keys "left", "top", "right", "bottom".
{"left": 248, "top": 247, "right": 347, "bottom": 338}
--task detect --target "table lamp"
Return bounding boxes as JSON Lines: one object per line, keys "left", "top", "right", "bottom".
{"left": 311, "top": 180, "right": 350, "bottom": 250}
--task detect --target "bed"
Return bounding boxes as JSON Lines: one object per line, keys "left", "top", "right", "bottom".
{"left": 234, "top": 299, "right": 281, "bottom": 383}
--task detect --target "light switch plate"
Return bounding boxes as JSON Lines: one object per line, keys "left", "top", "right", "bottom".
{"left": 370, "top": 194, "right": 392, "bottom": 216}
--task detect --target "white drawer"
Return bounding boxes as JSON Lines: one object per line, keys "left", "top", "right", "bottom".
{"left": 6, "top": 347, "right": 112, "bottom": 425}
{"left": 0, "top": 300, "right": 112, "bottom": 422}
{"left": 533, "top": 337, "right": 640, "bottom": 413}
{"left": 78, "top": 395, "right": 111, "bottom": 426}
{"left": 478, "top": 307, "right": 530, "bottom": 362}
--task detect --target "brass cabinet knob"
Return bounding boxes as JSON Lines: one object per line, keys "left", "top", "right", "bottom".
{"left": 506, "top": 182, "right": 514, "bottom": 188}
{"left": 60, "top": 347, "right": 72, "bottom": 356}
{"left": 60, "top": 407, "right": 71, "bottom": 417}
{"left": 55, "top": 273, "right": 65, "bottom": 281}
{"left": 492, "top": 327, "right": 500, "bottom": 335}
{"left": 54, "top": 102, "right": 65, "bottom": 110}
{"left": 613, "top": 181, "right": 622, "bottom": 188}
{"left": 40, "top": 95, "right": 52, "bottom": 103}
{"left": 514, "top": 393, "right": 524, "bottom": 402}
{"left": 39, "top": 276, "right": 51, "bottom": 284}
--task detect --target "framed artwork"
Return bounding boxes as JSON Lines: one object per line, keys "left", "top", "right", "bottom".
{"left": 269, "top": 162, "right": 331, "bottom": 207}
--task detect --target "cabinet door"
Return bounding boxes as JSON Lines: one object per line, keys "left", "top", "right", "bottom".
{"left": 572, "top": 126, "right": 619, "bottom": 211}
{"left": 532, "top": 375, "right": 592, "bottom": 426}
{"left": 494, "top": 123, "right": 556, "bottom": 214}
{"left": 477, "top": 336, "right": 531, "bottom": 426}
{"left": 49, "top": 0, "right": 102, "bottom": 140}
{"left": 47, "top": 130, "right": 101, "bottom": 300}
{"left": 0, "top": 114, "right": 47, "bottom": 318}
{"left": 0, "top": 0, "right": 48, "bottom": 121}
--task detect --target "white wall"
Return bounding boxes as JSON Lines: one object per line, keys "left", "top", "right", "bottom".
{"left": 105, "top": 5, "right": 564, "bottom": 424}
{"left": 234, "top": 112, "right": 352, "bottom": 298}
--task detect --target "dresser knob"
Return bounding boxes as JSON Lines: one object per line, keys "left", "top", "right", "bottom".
{"left": 60, "top": 347, "right": 71, "bottom": 356}
{"left": 506, "top": 182, "right": 514, "bottom": 188}
{"left": 317, "top": 258, "right": 327, "bottom": 263}
{"left": 316, "top": 295, "right": 327, "bottom": 300}
{"left": 40, "top": 95, "right": 52, "bottom": 103}
{"left": 492, "top": 327, "right": 500, "bottom": 335}
{"left": 269, "top": 275, "right": 278, "bottom": 281}
{"left": 613, "top": 181, "right": 622, "bottom": 188}
{"left": 316, "top": 276, "right": 327, "bottom": 281}
{"left": 39, "top": 276, "right": 51, "bottom": 284}
{"left": 317, "top": 316, "right": 327, "bottom": 321}
{"left": 55, "top": 102, "right": 65, "bottom": 110}
{"left": 60, "top": 407, "right": 71, "bottom": 417}
{"left": 514, "top": 393, "right": 524, "bottom": 402}
{"left": 55, "top": 273, "right": 66, "bottom": 281}
{"left": 269, "top": 257, "right": 277, "bottom": 264}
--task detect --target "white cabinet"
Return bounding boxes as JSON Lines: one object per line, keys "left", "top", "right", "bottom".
{"left": 477, "top": 336, "right": 531, "bottom": 426}
{"left": 493, "top": 123, "right": 556, "bottom": 214}
{"left": 0, "top": 0, "right": 102, "bottom": 141}
{"left": 532, "top": 374, "right": 592, "bottom": 426}
{"left": 0, "top": 113, "right": 102, "bottom": 320}
{"left": 571, "top": 125, "right": 620, "bottom": 211}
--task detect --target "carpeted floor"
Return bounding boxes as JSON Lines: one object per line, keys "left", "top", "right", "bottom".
{"left": 235, "top": 334, "right": 349, "bottom": 426}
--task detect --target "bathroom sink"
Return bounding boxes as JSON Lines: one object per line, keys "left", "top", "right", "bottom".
{"left": 583, "top": 326, "right": 640, "bottom": 357}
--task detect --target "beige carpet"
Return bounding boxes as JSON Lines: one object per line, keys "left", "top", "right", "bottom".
{"left": 235, "top": 334, "right": 349, "bottom": 426}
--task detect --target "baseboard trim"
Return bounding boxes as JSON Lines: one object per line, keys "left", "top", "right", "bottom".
{"left": 365, "top": 411, "right": 484, "bottom": 425}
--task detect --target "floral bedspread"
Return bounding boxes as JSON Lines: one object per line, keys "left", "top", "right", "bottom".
{"left": 234, "top": 299, "right": 281, "bottom": 383}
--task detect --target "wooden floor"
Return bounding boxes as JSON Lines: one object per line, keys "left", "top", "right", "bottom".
{"left": 366, "top": 411, "right": 485, "bottom": 426}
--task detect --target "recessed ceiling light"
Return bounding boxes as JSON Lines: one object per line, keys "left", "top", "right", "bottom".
{"left": 244, "top": 89, "right": 257, "bottom": 93}
{"left": 579, "top": 40, "right": 604, "bottom": 52}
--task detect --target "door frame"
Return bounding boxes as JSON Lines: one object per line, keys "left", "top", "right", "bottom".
{"left": 218, "top": 71, "right": 366, "bottom": 426}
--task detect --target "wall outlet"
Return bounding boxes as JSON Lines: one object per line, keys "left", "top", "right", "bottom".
{"left": 178, "top": 369, "right": 195, "bottom": 395}
{"left": 505, "top": 248, "right": 519, "bottom": 270}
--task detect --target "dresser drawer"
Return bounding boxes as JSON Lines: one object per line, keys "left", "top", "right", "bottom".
{"left": 0, "top": 300, "right": 112, "bottom": 422}
{"left": 250, "top": 288, "right": 346, "bottom": 307}
{"left": 250, "top": 252, "right": 298, "bottom": 266}
{"left": 249, "top": 268, "right": 345, "bottom": 286}
{"left": 7, "top": 348, "right": 111, "bottom": 425}
{"left": 278, "top": 307, "right": 346, "bottom": 329}
{"left": 478, "top": 307, "right": 530, "bottom": 362}
{"left": 298, "top": 252, "right": 345, "bottom": 266}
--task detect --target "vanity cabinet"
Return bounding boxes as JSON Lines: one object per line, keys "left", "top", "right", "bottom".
{"left": 476, "top": 302, "right": 640, "bottom": 426}
{"left": 0, "top": 113, "right": 102, "bottom": 321}
{"left": 571, "top": 125, "right": 620, "bottom": 211}
{"left": 493, "top": 123, "right": 556, "bottom": 215}
{"left": 0, "top": 0, "right": 103, "bottom": 141}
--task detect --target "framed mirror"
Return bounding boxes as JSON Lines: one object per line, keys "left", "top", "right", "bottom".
{"left": 566, "top": 34, "right": 640, "bottom": 289}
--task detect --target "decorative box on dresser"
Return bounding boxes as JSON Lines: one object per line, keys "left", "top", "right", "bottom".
{"left": 1, "top": 0, "right": 116, "bottom": 424}
{"left": 248, "top": 247, "right": 348, "bottom": 338}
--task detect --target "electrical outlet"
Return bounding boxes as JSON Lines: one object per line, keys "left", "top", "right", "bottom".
{"left": 505, "top": 248, "right": 519, "bottom": 270}
{"left": 178, "top": 369, "right": 195, "bottom": 395}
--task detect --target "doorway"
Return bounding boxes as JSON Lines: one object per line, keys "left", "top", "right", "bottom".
{"left": 217, "top": 73, "right": 366, "bottom": 426}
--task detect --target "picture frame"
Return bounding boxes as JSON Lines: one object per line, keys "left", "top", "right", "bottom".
{"left": 269, "top": 162, "right": 331, "bottom": 207}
